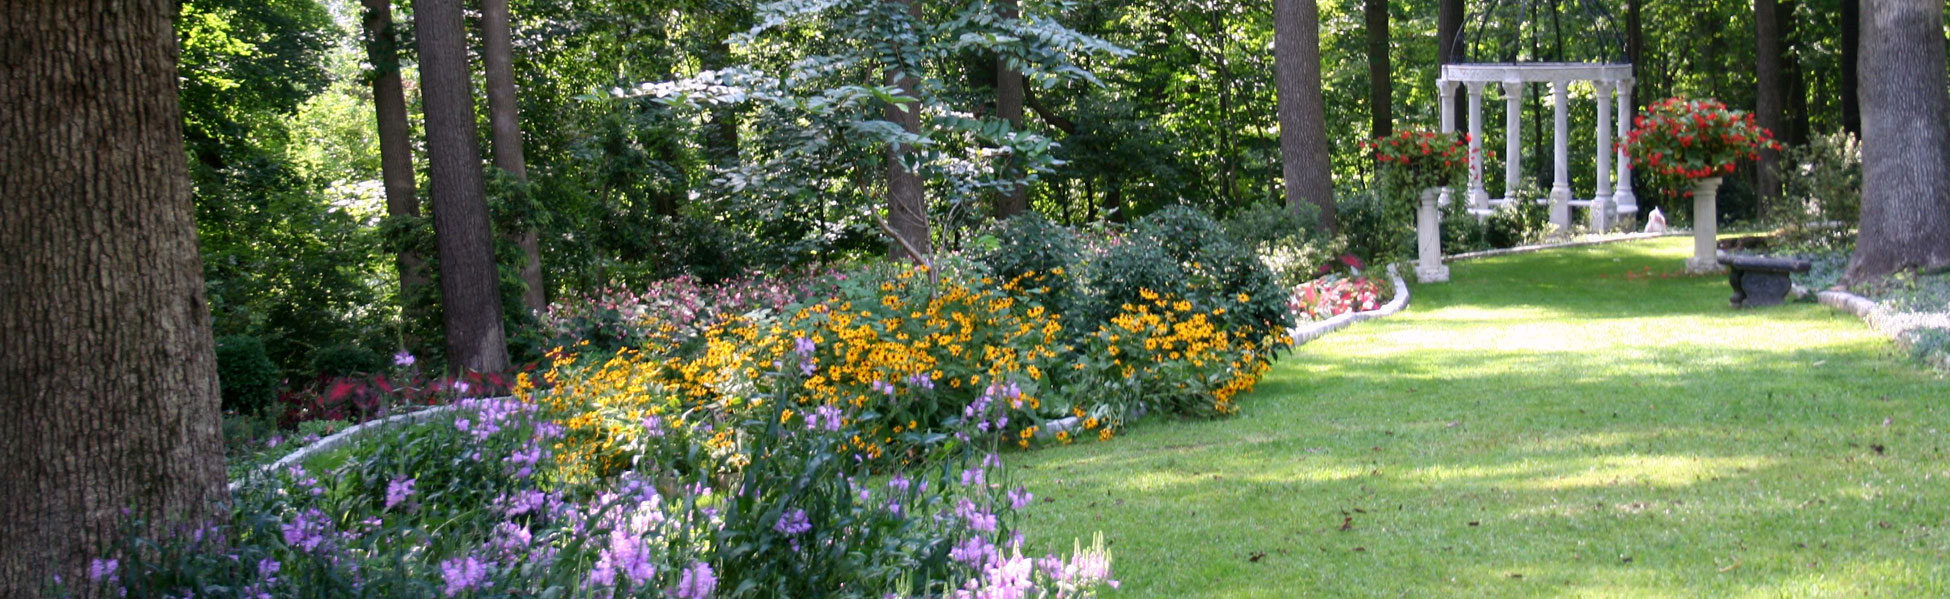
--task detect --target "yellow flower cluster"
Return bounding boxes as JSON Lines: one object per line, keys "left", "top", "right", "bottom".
{"left": 1087, "top": 289, "right": 1273, "bottom": 417}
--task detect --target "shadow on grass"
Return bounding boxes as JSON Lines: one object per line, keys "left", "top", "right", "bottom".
{"left": 1009, "top": 239, "right": 1950, "bottom": 599}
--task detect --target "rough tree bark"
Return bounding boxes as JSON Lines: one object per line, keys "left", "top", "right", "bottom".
{"left": 1754, "top": 0, "right": 1784, "bottom": 216}
{"left": 1843, "top": 0, "right": 1950, "bottom": 284}
{"left": 1438, "top": 0, "right": 1465, "bottom": 121}
{"left": 1365, "top": 0, "right": 1391, "bottom": 140}
{"left": 1840, "top": 0, "right": 1861, "bottom": 136}
{"left": 994, "top": 0, "right": 1029, "bottom": 218}
{"left": 419, "top": 0, "right": 512, "bottom": 372}
{"left": 1274, "top": 0, "right": 1337, "bottom": 233}
{"left": 885, "top": 0, "right": 930, "bottom": 259}
{"left": 1, "top": 0, "right": 229, "bottom": 592}
{"left": 480, "top": 0, "right": 546, "bottom": 313}
{"left": 360, "top": 0, "right": 429, "bottom": 328}
{"left": 1781, "top": 0, "right": 1809, "bottom": 146}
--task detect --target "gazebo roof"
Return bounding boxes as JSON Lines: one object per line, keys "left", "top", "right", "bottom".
{"left": 1456, "top": 0, "right": 1629, "bottom": 65}
{"left": 1441, "top": 62, "right": 1632, "bottom": 84}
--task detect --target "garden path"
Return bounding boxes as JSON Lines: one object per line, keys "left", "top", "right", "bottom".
{"left": 1010, "top": 237, "right": 1949, "bottom": 599}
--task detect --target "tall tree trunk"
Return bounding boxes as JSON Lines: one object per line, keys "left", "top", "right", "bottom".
{"left": 1628, "top": 0, "right": 1644, "bottom": 110}
{"left": 704, "top": 36, "right": 741, "bottom": 165}
{"left": 1365, "top": 0, "right": 1391, "bottom": 140}
{"left": 361, "top": 0, "right": 428, "bottom": 337}
{"left": 1840, "top": 0, "right": 1862, "bottom": 136}
{"left": 994, "top": 0, "right": 1029, "bottom": 218}
{"left": 1781, "top": 0, "right": 1809, "bottom": 146}
{"left": 1754, "top": 0, "right": 1784, "bottom": 217}
{"left": 1274, "top": 0, "right": 1337, "bottom": 232}
{"left": 480, "top": 0, "right": 545, "bottom": 313}
{"left": 884, "top": 0, "right": 930, "bottom": 259}
{"left": 1, "top": 0, "right": 228, "bottom": 591}
{"left": 1843, "top": 0, "right": 1950, "bottom": 284}
{"left": 419, "top": 0, "right": 511, "bottom": 372}
{"left": 1437, "top": 0, "right": 1465, "bottom": 122}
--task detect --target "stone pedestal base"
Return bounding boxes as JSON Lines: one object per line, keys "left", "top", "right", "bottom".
{"left": 1416, "top": 188, "right": 1449, "bottom": 283}
{"left": 1688, "top": 177, "right": 1724, "bottom": 273}
{"left": 1416, "top": 263, "right": 1451, "bottom": 283}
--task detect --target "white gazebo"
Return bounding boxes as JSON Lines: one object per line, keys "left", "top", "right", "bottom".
{"left": 1417, "top": 1, "right": 1634, "bottom": 284}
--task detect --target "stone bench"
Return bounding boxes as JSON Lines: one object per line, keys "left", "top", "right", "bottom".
{"left": 1716, "top": 255, "right": 1812, "bottom": 308}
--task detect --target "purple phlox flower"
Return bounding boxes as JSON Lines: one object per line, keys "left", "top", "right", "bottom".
{"left": 948, "top": 536, "right": 995, "bottom": 568}
{"left": 871, "top": 380, "right": 896, "bottom": 396}
{"left": 982, "top": 453, "right": 1002, "bottom": 469}
{"left": 439, "top": 555, "right": 491, "bottom": 597}
{"left": 489, "top": 522, "right": 533, "bottom": 559}
{"left": 793, "top": 336, "right": 817, "bottom": 356}
{"left": 533, "top": 421, "right": 565, "bottom": 440}
{"left": 257, "top": 558, "right": 282, "bottom": 579}
{"left": 393, "top": 351, "right": 416, "bottom": 367}
{"left": 505, "top": 443, "right": 546, "bottom": 478}
{"left": 497, "top": 490, "right": 551, "bottom": 518}
{"left": 774, "top": 509, "right": 812, "bottom": 536}
{"left": 385, "top": 477, "right": 417, "bottom": 509}
{"left": 1058, "top": 543, "right": 1117, "bottom": 588}
{"left": 955, "top": 499, "right": 998, "bottom": 532}
{"left": 960, "top": 467, "right": 985, "bottom": 488}
{"left": 887, "top": 474, "right": 912, "bottom": 494}
{"left": 808, "top": 405, "right": 844, "bottom": 432}
{"left": 588, "top": 529, "right": 655, "bottom": 588}
{"left": 1007, "top": 487, "right": 1033, "bottom": 511}
{"left": 671, "top": 562, "right": 717, "bottom": 599}
{"left": 88, "top": 558, "right": 119, "bottom": 583}
{"left": 955, "top": 550, "right": 1036, "bottom": 599}
{"left": 641, "top": 415, "right": 667, "bottom": 438}
{"left": 280, "top": 508, "right": 333, "bottom": 552}
{"left": 906, "top": 372, "right": 935, "bottom": 390}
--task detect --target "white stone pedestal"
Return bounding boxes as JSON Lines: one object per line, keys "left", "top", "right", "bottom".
{"left": 1687, "top": 176, "right": 1725, "bottom": 273}
{"left": 1415, "top": 187, "right": 1450, "bottom": 283}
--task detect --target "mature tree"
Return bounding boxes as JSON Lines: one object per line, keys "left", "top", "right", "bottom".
{"left": 1364, "top": 0, "right": 1391, "bottom": 140}
{"left": 1843, "top": 0, "right": 1950, "bottom": 284}
{"left": 994, "top": 0, "right": 1030, "bottom": 219}
{"left": 1839, "top": 0, "right": 1861, "bottom": 136}
{"left": 884, "top": 0, "right": 931, "bottom": 259}
{"left": 1754, "top": 0, "right": 1784, "bottom": 214}
{"left": 361, "top": 0, "right": 428, "bottom": 320}
{"left": 419, "top": 0, "right": 512, "bottom": 371}
{"left": 481, "top": 0, "right": 547, "bottom": 312}
{"left": 1273, "top": 0, "right": 1336, "bottom": 232}
{"left": 0, "top": 0, "right": 228, "bottom": 591}
{"left": 1439, "top": 0, "right": 1465, "bottom": 118}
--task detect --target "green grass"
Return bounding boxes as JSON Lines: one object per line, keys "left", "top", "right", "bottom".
{"left": 1009, "top": 237, "right": 1950, "bottom": 598}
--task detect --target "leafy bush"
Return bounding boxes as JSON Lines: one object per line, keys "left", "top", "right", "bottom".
{"left": 1482, "top": 191, "right": 1554, "bottom": 249}
{"left": 216, "top": 335, "right": 282, "bottom": 414}
{"left": 1770, "top": 130, "right": 1861, "bottom": 249}
{"left": 307, "top": 344, "right": 385, "bottom": 378}
{"left": 87, "top": 367, "right": 1120, "bottom": 599}
{"left": 1222, "top": 201, "right": 1338, "bottom": 290}
{"left": 972, "top": 213, "right": 1086, "bottom": 318}
{"left": 1335, "top": 188, "right": 1410, "bottom": 264}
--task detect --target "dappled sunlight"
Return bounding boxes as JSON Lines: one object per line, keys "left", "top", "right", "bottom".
{"left": 1008, "top": 239, "right": 1950, "bottom": 599}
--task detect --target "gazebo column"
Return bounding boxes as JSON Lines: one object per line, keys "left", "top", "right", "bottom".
{"left": 1438, "top": 79, "right": 1459, "bottom": 209}
{"left": 1503, "top": 80, "right": 1523, "bottom": 203}
{"left": 1613, "top": 79, "right": 1638, "bottom": 215}
{"left": 1548, "top": 79, "right": 1571, "bottom": 231}
{"left": 1466, "top": 81, "right": 1489, "bottom": 210}
{"left": 1592, "top": 80, "right": 1615, "bottom": 231}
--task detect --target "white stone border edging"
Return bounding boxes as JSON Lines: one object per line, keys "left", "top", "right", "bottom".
{"left": 1287, "top": 263, "right": 1412, "bottom": 347}
{"left": 228, "top": 402, "right": 480, "bottom": 492}
{"left": 1037, "top": 265, "right": 1413, "bottom": 440}
{"left": 1816, "top": 289, "right": 1950, "bottom": 371}
{"left": 1444, "top": 231, "right": 1687, "bottom": 263}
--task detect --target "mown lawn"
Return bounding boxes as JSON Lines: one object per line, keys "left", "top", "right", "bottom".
{"left": 1009, "top": 237, "right": 1950, "bottom": 598}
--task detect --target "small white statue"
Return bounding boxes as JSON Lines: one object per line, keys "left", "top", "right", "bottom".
{"left": 1644, "top": 207, "right": 1667, "bottom": 233}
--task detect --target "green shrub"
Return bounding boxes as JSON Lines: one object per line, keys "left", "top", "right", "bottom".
{"left": 1132, "top": 205, "right": 1229, "bottom": 264}
{"left": 308, "top": 344, "right": 385, "bottom": 378}
{"left": 1335, "top": 188, "right": 1411, "bottom": 264}
{"left": 973, "top": 213, "right": 1086, "bottom": 317}
{"left": 1771, "top": 130, "right": 1861, "bottom": 250}
{"left": 1223, "top": 201, "right": 1337, "bottom": 289}
{"left": 215, "top": 335, "right": 281, "bottom": 414}
{"left": 1082, "top": 236, "right": 1185, "bottom": 326}
{"left": 1483, "top": 191, "right": 1553, "bottom": 249}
